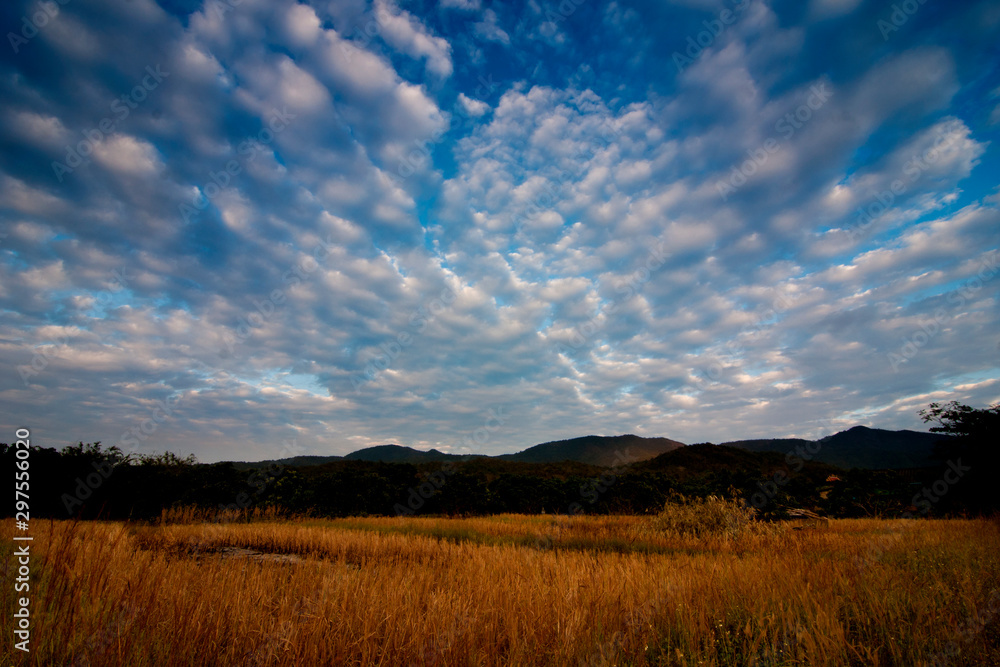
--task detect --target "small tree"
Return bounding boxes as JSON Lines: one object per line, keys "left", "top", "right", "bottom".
{"left": 653, "top": 491, "right": 765, "bottom": 539}
{"left": 919, "top": 401, "right": 1000, "bottom": 440}
{"left": 919, "top": 401, "right": 999, "bottom": 514}
{"left": 61, "top": 441, "right": 129, "bottom": 465}
{"left": 136, "top": 450, "right": 198, "bottom": 466}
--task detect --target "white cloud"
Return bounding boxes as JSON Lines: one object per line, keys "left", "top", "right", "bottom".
{"left": 92, "top": 135, "right": 163, "bottom": 175}
{"left": 809, "top": 0, "right": 863, "bottom": 20}
{"left": 373, "top": 0, "right": 454, "bottom": 78}
{"left": 473, "top": 9, "right": 511, "bottom": 45}
{"left": 458, "top": 92, "right": 489, "bottom": 117}
{"left": 282, "top": 2, "right": 322, "bottom": 47}
{"left": 440, "top": 0, "right": 481, "bottom": 10}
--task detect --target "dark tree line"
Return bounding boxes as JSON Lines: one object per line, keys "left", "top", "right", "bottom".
{"left": 5, "top": 403, "right": 996, "bottom": 522}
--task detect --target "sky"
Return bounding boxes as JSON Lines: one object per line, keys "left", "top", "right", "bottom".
{"left": 1, "top": 0, "right": 998, "bottom": 463}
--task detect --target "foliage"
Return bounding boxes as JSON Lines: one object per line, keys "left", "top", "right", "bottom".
{"left": 60, "top": 441, "right": 129, "bottom": 465}
{"left": 919, "top": 401, "right": 1000, "bottom": 514}
{"left": 135, "top": 450, "right": 199, "bottom": 466}
{"left": 919, "top": 400, "right": 1000, "bottom": 439}
{"left": 652, "top": 491, "right": 766, "bottom": 538}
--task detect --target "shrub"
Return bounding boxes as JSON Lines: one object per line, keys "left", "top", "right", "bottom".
{"left": 652, "top": 492, "right": 763, "bottom": 538}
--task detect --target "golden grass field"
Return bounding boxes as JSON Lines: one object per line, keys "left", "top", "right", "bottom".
{"left": 3, "top": 512, "right": 999, "bottom": 666}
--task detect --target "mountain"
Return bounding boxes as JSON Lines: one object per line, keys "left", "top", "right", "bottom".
{"left": 641, "top": 443, "right": 790, "bottom": 472}
{"left": 343, "top": 444, "right": 462, "bottom": 463}
{"left": 497, "top": 434, "right": 685, "bottom": 467}
{"left": 723, "top": 426, "right": 950, "bottom": 469}
{"left": 814, "top": 426, "right": 949, "bottom": 469}
{"left": 636, "top": 443, "right": 842, "bottom": 482}
{"left": 230, "top": 446, "right": 457, "bottom": 470}
{"left": 232, "top": 427, "right": 948, "bottom": 471}
{"left": 719, "top": 438, "right": 813, "bottom": 458}
{"left": 230, "top": 454, "right": 343, "bottom": 470}
{"left": 239, "top": 435, "right": 684, "bottom": 468}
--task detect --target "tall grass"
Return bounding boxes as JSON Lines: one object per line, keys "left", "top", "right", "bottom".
{"left": 2, "top": 516, "right": 999, "bottom": 666}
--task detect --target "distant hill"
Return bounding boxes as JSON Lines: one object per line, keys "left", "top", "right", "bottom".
{"left": 498, "top": 434, "right": 685, "bottom": 467}
{"left": 724, "top": 426, "right": 949, "bottom": 469}
{"left": 636, "top": 443, "right": 842, "bottom": 481}
{"left": 236, "top": 435, "right": 684, "bottom": 469}
{"left": 233, "top": 446, "right": 465, "bottom": 470}
{"left": 231, "top": 426, "right": 948, "bottom": 471}
{"left": 343, "top": 444, "right": 461, "bottom": 463}
{"left": 641, "top": 443, "right": 788, "bottom": 472}
{"left": 230, "top": 454, "right": 343, "bottom": 471}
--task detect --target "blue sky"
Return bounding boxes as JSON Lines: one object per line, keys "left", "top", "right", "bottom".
{"left": 1, "top": 0, "right": 998, "bottom": 462}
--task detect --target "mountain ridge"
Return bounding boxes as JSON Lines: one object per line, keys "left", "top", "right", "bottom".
{"left": 497, "top": 433, "right": 685, "bottom": 467}
{"left": 232, "top": 426, "right": 949, "bottom": 470}
{"left": 722, "top": 425, "right": 950, "bottom": 469}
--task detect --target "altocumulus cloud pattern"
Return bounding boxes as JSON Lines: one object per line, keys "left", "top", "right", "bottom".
{"left": 1, "top": 0, "right": 998, "bottom": 462}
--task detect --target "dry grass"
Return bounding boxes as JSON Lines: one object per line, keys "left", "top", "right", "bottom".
{"left": 3, "top": 514, "right": 999, "bottom": 666}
